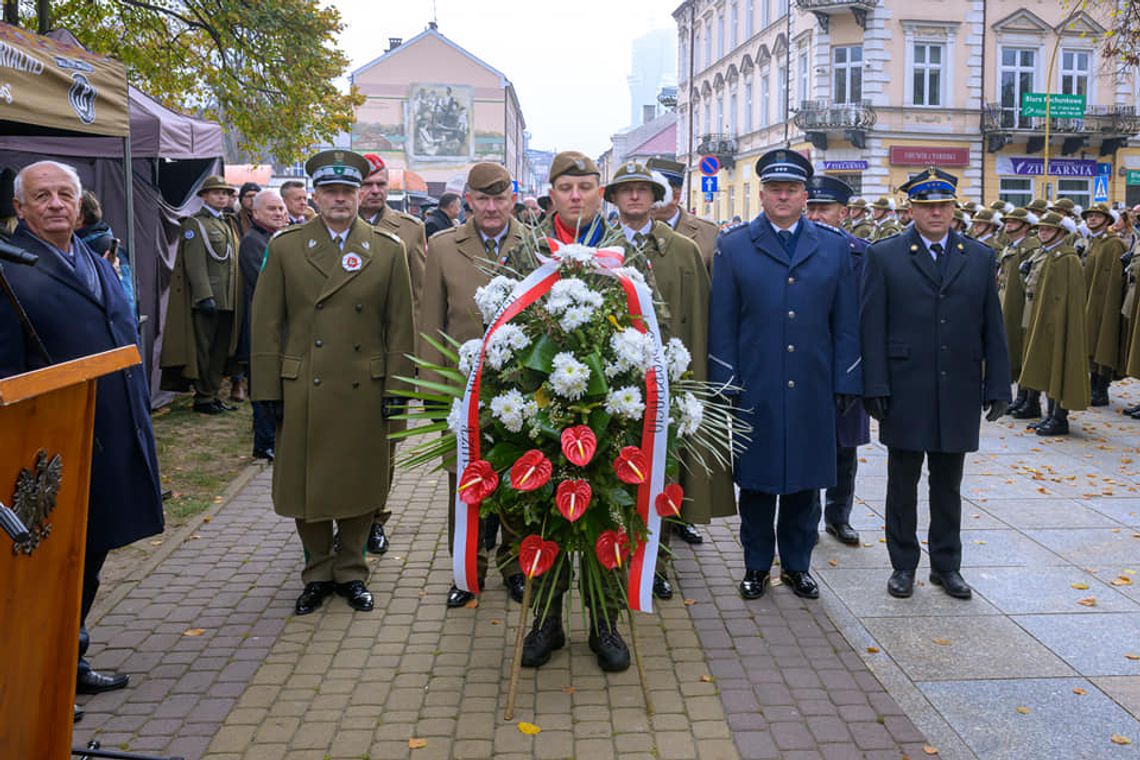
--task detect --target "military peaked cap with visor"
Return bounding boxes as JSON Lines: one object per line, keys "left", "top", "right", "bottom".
{"left": 305, "top": 149, "right": 371, "bottom": 188}
{"left": 899, "top": 167, "right": 958, "bottom": 203}
{"left": 805, "top": 175, "right": 854, "bottom": 206}
{"left": 604, "top": 160, "right": 665, "bottom": 203}
{"left": 755, "top": 148, "right": 813, "bottom": 184}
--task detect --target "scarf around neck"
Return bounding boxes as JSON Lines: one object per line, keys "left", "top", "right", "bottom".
{"left": 552, "top": 213, "right": 605, "bottom": 246}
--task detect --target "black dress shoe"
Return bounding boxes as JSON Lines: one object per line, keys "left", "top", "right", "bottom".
{"left": 780, "top": 570, "right": 820, "bottom": 599}
{"left": 1124, "top": 403, "right": 1140, "bottom": 415}
{"left": 653, "top": 573, "right": 674, "bottom": 600}
{"left": 521, "top": 615, "right": 565, "bottom": 668}
{"left": 1035, "top": 415, "right": 1070, "bottom": 436}
{"left": 295, "top": 581, "right": 335, "bottom": 615}
{"left": 193, "top": 401, "right": 224, "bottom": 415}
{"left": 337, "top": 580, "right": 375, "bottom": 611}
{"left": 674, "top": 522, "right": 704, "bottom": 544}
{"left": 505, "top": 573, "right": 525, "bottom": 603}
{"left": 253, "top": 448, "right": 274, "bottom": 462}
{"left": 930, "top": 570, "right": 972, "bottom": 599}
{"left": 446, "top": 584, "right": 475, "bottom": 608}
{"left": 367, "top": 523, "right": 389, "bottom": 554}
{"left": 76, "top": 669, "right": 129, "bottom": 694}
{"left": 738, "top": 570, "right": 769, "bottom": 600}
{"left": 588, "top": 621, "right": 631, "bottom": 672}
{"left": 825, "top": 522, "right": 860, "bottom": 546}
{"left": 887, "top": 569, "right": 915, "bottom": 598}
{"left": 1131, "top": 407, "right": 1140, "bottom": 420}
{"left": 217, "top": 400, "right": 238, "bottom": 412}
{"left": 74, "top": 704, "right": 84, "bottom": 723}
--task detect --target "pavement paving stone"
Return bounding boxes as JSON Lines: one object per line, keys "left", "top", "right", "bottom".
{"left": 967, "top": 565, "right": 1139, "bottom": 614}
{"left": 1013, "top": 612, "right": 1140, "bottom": 676}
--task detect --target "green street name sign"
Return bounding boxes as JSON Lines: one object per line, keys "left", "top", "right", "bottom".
{"left": 1021, "top": 92, "right": 1087, "bottom": 119}
{"left": 1127, "top": 170, "right": 1140, "bottom": 186}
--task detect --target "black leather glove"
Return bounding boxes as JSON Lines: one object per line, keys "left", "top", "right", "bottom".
{"left": 1018, "top": 258, "right": 1032, "bottom": 277}
{"left": 835, "top": 394, "right": 858, "bottom": 416}
{"left": 1122, "top": 251, "right": 1133, "bottom": 269}
{"left": 984, "top": 399, "right": 1008, "bottom": 422}
{"left": 382, "top": 396, "right": 402, "bottom": 420}
{"left": 195, "top": 297, "right": 217, "bottom": 314}
{"left": 863, "top": 396, "right": 889, "bottom": 422}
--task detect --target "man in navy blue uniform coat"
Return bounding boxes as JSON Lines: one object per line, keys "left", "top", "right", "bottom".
{"left": 860, "top": 168, "right": 1010, "bottom": 601}
{"left": 709, "top": 149, "right": 862, "bottom": 601}
{"left": 0, "top": 161, "right": 164, "bottom": 699}
{"left": 804, "top": 175, "right": 870, "bottom": 547}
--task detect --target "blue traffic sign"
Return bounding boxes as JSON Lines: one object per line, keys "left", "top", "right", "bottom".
{"left": 699, "top": 155, "right": 720, "bottom": 176}
{"left": 703, "top": 192, "right": 715, "bottom": 202}
{"left": 701, "top": 176, "right": 719, "bottom": 193}
{"left": 1093, "top": 175, "right": 1109, "bottom": 203}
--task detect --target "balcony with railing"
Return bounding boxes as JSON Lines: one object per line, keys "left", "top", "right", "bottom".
{"left": 981, "top": 102, "right": 1140, "bottom": 154}
{"left": 795, "top": 0, "right": 878, "bottom": 30}
{"left": 793, "top": 99, "right": 877, "bottom": 150}
{"left": 696, "top": 133, "right": 737, "bottom": 169}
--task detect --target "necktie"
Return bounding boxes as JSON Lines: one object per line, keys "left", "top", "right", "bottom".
{"left": 632, "top": 232, "right": 646, "bottom": 248}
{"left": 931, "top": 242, "right": 946, "bottom": 277}
{"left": 336, "top": 235, "right": 345, "bottom": 251}
{"left": 777, "top": 229, "right": 793, "bottom": 248}
{"left": 484, "top": 237, "right": 498, "bottom": 258}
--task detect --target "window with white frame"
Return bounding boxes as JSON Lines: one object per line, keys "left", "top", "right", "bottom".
{"left": 760, "top": 68, "right": 771, "bottom": 126}
{"left": 743, "top": 183, "right": 751, "bottom": 220}
{"left": 717, "top": 13, "right": 725, "bottom": 58}
{"left": 833, "top": 173, "right": 862, "bottom": 196}
{"left": 833, "top": 46, "right": 863, "bottom": 104}
{"left": 703, "top": 23, "right": 711, "bottom": 69}
{"left": 728, "top": 186, "right": 736, "bottom": 219}
{"left": 761, "top": 0, "right": 770, "bottom": 28}
{"left": 798, "top": 49, "right": 809, "bottom": 105}
{"left": 679, "top": 38, "right": 688, "bottom": 79}
{"left": 746, "top": 0, "right": 754, "bottom": 37}
{"left": 744, "top": 79, "right": 754, "bottom": 131}
{"left": 730, "top": 85, "right": 738, "bottom": 134}
{"left": 1060, "top": 48, "right": 1091, "bottom": 97}
{"left": 777, "top": 0, "right": 788, "bottom": 17}
{"left": 777, "top": 60, "right": 787, "bottom": 121}
{"left": 1057, "top": 178, "right": 1091, "bottom": 209}
{"left": 912, "top": 43, "right": 943, "bottom": 106}
{"left": 730, "top": 1, "right": 738, "bottom": 49}
{"left": 999, "top": 177, "right": 1033, "bottom": 208}
{"left": 1000, "top": 47, "right": 1037, "bottom": 128}
{"left": 717, "top": 93, "right": 724, "bottom": 132}
{"left": 703, "top": 102, "right": 711, "bottom": 136}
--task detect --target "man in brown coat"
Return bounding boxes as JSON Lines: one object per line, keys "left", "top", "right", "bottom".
{"left": 647, "top": 157, "right": 719, "bottom": 274}
{"left": 251, "top": 149, "right": 415, "bottom": 615}
{"left": 1082, "top": 203, "right": 1126, "bottom": 406}
{"left": 998, "top": 208, "right": 1041, "bottom": 418}
{"left": 419, "top": 162, "right": 526, "bottom": 608}
{"left": 358, "top": 153, "right": 428, "bottom": 555}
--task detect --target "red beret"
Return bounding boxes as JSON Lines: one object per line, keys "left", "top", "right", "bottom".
{"left": 363, "top": 153, "right": 385, "bottom": 176}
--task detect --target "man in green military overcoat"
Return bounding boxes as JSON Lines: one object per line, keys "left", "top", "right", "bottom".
{"left": 998, "top": 208, "right": 1041, "bottom": 418}
{"left": 1081, "top": 203, "right": 1126, "bottom": 406}
{"left": 606, "top": 161, "right": 735, "bottom": 600}
{"left": 251, "top": 149, "right": 415, "bottom": 616}
{"left": 1019, "top": 212, "right": 1090, "bottom": 436}
{"left": 160, "top": 175, "right": 243, "bottom": 413}
{"left": 647, "top": 157, "right": 720, "bottom": 274}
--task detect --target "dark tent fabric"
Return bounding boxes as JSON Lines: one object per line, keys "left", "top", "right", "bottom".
{"left": 0, "top": 86, "right": 222, "bottom": 405}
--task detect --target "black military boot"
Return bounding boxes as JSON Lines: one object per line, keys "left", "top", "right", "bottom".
{"left": 1006, "top": 387, "right": 1028, "bottom": 416}
{"left": 1012, "top": 391, "right": 1042, "bottom": 419}
{"left": 1027, "top": 398, "right": 1053, "bottom": 429}
{"left": 521, "top": 613, "right": 565, "bottom": 668}
{"left": 588, "top": 619, "right": 631, "bottom": 672}
{"left": 1036, "top": 405, "right": 1070, "bottom": 436}
{"left": 1090, "top": 373, "right": 1109, "bottom": 407}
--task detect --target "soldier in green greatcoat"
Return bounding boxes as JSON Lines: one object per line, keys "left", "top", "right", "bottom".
{"left": 160, "top": 176, "right": 242, "bottom": 413}
{"left": 968, "top": 208, "right": 1003, "bottom": 254}
{"left": 251, "top": 149, "right": 415, "bottom": 616}
{"left": 847, "top": 197, "right": 874, "bottom": 239}
{"left": 868, "top": 197, "right": 901, "bottom": 241}
{"left": 1081, "top": 203, "right": 1126, "bottom": 406}
{"left": 998, "top": 208, "right": 1042, "bottom": 418}
{"left": 646, "top": 157, "right": 720, "bottom": 275}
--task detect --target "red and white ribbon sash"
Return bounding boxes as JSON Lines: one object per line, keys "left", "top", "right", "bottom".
{"left": 453, "top": 239, "right": 669, "bottom": 613}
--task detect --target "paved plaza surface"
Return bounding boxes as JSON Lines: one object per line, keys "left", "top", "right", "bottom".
{"left": 72, "top": 382, "right": 1140, "bottom": 760}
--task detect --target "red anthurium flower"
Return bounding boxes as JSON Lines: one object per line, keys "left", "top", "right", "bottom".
{"left": 457, "top": 460, "right": 498, "bottom": 505}
{"left": 561, "top": 425, "right": 598, "bottom": 467}
{"left": 510, "top": 450, "right": 552, "bottom": 492}
{"left": 519, "top": 534, "right": 559, "bottom": 579}
{"left": 595, "top": 529, "right": 631, "bottom": 570}
{"left": 555, "top": 479, "right": 592, "bottom": 523}
{"left": 613, "top": 446, "right": 649, "bottom": 484}
{"left": 654, "top": 483, "right": 685, "bottom": 518}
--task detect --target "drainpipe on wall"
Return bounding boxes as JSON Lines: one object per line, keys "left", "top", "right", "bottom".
{"left": 686, "top": 1, "right": 697, "bottom": 211}
{"left": 979, "top": 0, "right": 987, "bottom": 202}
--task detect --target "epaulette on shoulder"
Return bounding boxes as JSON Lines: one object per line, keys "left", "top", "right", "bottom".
{"left": 274, "top": 224, "right": 304, "bottom": 238}
{"left": 814, "top": 221, "right": 843, "bottom": 236}
{"left": 722, "top": 220, "right": 748, "bottom": 235}
{"left": 429, "top": 225, "right": 459, "bottom": 243}
{"left": 874, "top": 230, "right": 903, "bottom": 244}
{"left": 397, "top": 209, "right": 424, "bottom": 227}
{"left": 373, "top": 226, "right": 402, "bottom": 245}
{"left": 694, "top": 215, "right": 719, "bottom": 230}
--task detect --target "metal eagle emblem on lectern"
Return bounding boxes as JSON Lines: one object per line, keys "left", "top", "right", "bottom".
{"left": 11, "top": 450, "right": 62, "bottom": 555}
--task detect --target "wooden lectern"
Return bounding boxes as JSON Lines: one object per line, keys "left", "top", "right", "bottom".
{"left": 0, "top": 346, "right": 141, "bottom": 760}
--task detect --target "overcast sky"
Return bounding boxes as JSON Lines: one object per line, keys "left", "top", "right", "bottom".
{"left": 329, "top": 0, "right": 677, "bottom": 156}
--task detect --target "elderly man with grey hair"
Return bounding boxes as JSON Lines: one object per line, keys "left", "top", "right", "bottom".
{"left": 238, "top": 188, "right": 289, "bottom": 460}
{"left": 0, "top": 161, "right": 164, "bottom": 715}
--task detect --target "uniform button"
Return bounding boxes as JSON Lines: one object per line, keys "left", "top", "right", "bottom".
{"left": 941, "top": 345, "right": 947, "bottom": 351}
{"left": 315, "top": 339, "right": 323, "bottom": 347}
{"left": 354, "top": 344, "right": 361, "bottom": 351}
{"left": 355, "top": 303, "right": 364, "bottom": 312}
{"left": 787, "top": 310, "right": 796, "bottom": 319}
{"left": 940, "top": 319, "right": 947, "bottom": 325}
{"left": 787, "top": 276, "right": 796, "bottom": 284}
{"left": 940, "top": 370, "right": 947, "bottom": 376}
{"left": 787, "top": 380, "right": 796, "bottom": 388}
{"left": 352, "top": 381, "right": 360, "bottom": 388}
{"left": 787, "top": 344, "right": 795, "bottom": 352}
{"left": 316, "top": 302, "right": 324, "bottom": 310}
{"left": 313, "top": 378, "right": 321, "bottom": 386}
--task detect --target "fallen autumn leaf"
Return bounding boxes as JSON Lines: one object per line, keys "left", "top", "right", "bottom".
{"left": 517, "top": 721, "right": 541, "bottom": 735}
{"left": 408, "top": 738, "right": 427, "bottom": 750}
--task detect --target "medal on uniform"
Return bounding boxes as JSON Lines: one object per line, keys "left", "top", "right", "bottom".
{"left": 342, "top": 252, "right": 363, "bottom": 272}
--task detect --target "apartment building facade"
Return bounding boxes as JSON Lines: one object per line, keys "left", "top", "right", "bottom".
{"left": 673, "top": 0, "right": 1140, "bottom": 221}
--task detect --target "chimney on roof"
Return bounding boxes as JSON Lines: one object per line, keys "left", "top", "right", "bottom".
{"left": 388, "top": 37, "right": 402, "bottom": 52}
{"left": 428, "top": 21, "right": 438, "bottom": 31}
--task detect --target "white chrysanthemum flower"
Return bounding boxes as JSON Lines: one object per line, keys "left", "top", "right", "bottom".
{"left": 605, "top": 385, "right": 645, "bottom": 420}
{"left": 474, "top": 275, "right": 519, "bottom": 324}
{"left": 558, "top": 243, "right": 596, "bottom": 265}
{"left": 673, "top": 391, "right": 704, "bottom": 436}
{"left": 665, "top": 338, "right": 692, "bottom": 382}
{"left": 446, "top": 398, "right": 464, "bottom": 434}
{"left": 609, "top": 327, "right": 655, "bottom": 376}
{"left": 490, "top": 388, "right": 536, "bottom": 433}
{"left": 457, "top": 339, "right": 483, "bottom": 376}
{"left": 560, "top": 304, "right": 594, "bottom": 331}
{"left": 549, "top": 351, "right": 591, "bottom": 400}
{"left": 484, "top": 324, "right": 530, "bottom": 370}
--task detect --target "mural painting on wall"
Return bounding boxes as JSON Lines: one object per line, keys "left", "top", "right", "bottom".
{"left": 351, "top": 96, "right": 403, "bottom": 152}
{"left": 409, "top": 83, "right": 473, "bottom": 161}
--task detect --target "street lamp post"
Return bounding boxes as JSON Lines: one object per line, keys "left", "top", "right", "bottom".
{"left": 1042, "top": 7, "right": 1082, "bottom": 202}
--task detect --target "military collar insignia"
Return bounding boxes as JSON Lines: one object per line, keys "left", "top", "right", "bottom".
{"left": 910, "top": 244, "right": 919, "bottom": 252}
{"left": 342, "top": 252, "right": 363, "bottom": 272}
{"left": 957, "top": 243, "right": 964, "bottom": 250}
{"left": 361, "top": 240, "right": 370, "bottom": 250}
{"left": 308, "top": 239, "right": 317, "bottom": 248}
